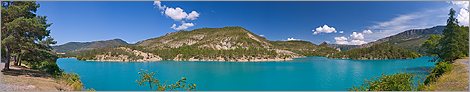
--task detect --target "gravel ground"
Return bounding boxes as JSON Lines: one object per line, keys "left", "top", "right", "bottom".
{"left": 0, "top": 63, "right": 71, "bottom": 91}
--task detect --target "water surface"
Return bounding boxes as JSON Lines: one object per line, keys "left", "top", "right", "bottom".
{"left": 57, "top": 56, "right": 435, "bottom": 91}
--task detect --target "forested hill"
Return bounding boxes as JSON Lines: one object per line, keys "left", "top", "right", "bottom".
{"left": 52, "top": 39, "right": 128, "bottom": 53}
{"left": 271, "top": 41, "right": 338, "bottom": 57}
{"left": 328, "top": 43, "right": 421, "bottom": 60}
{"left": 325, "top": 26, "right": 445, "bottom": 60}
{"left": 58, "top": 27, "right": 338, "bottom": 62}
{"left": 362, "top": 26, "right": 445, "bottom": 52}
{"left": 328, "top": 26, "right": 445, "bottom": 52}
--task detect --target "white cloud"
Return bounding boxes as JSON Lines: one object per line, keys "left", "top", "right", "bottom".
{"left": 259, "top": 35, "right": 265, "bottom": 37}
{"left": 154, "top": 1, "right": 200, "bottom": 30}
{"left": 287, "top": 37, "right": 301, "bottom": 41}
{"left": 453, "top": 1, "right": 469, "bottom": 26}
{"left": 349, "top": 32, "right": 367, "bottom": 45}
{"left": 350, "top": 32, "right": 364, "bottom": 40}
{"left": 333, "top": 32, "right": 368, "bottom": 45}
{"left": 164, "top": 7, "right": 188, "bottom": 21}
{"left": 171, "top": 22, "right": 194, "bottom": 30}
{"left": 334, "top": 36, "right": 348, "bottom": 44}
{"left": 452, "top": 1, "right": 469, "bottom": 9}
{"left": 339, "top": 31, "right": 344, "bottom": 33}
{"left": 350, "top": 40, "right": 367, "bottom": 45}
{"left": 187, "top": 11, "right": 200, "bottom": 20}
{"left": 457, "top": 8, "right": 469, "bottom": 26}
{"left": 362, "top": 30, "right": 373, "bottom": 34}
{"left": 153, "top": 1, "right": 166, "bottom": 10}
{"left": 312, "top": 25, "right": 337, "bottom": 35}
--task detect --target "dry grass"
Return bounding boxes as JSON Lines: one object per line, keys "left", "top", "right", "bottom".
{"left": 424, "top": 57, "right": 469, "bottom": 91}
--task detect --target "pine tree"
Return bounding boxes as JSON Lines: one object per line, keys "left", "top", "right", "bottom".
{"left": 439, "top": 8, "right": 468, "bottom": 62}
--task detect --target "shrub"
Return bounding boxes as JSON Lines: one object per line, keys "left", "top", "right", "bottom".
{"left": 351, "top": 73, "right": 414, "bottom": 91}
{"left": 58, "top": 73, "right": 84, "bottom": 91}
{"left": 136, "top": 70, "right": 196, "bottom": 91}
{"left": 424, "top": 61, "right": 453, "bottom": 85}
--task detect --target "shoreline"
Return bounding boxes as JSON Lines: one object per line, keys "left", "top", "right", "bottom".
{"left": 69, "top": 56, "right": 430, "bottom": 62}
{"left": 74, "top": 56, "right": 306, "bottom": 62}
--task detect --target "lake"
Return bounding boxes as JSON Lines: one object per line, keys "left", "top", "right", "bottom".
{"left": 57, "top": 56, "right": 435, "bottom": 91}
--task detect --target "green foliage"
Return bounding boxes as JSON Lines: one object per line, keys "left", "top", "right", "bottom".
{"left": 430, "top": 8, "right": 470, "bottom": 62}
{"left": 422, "top": 34, "right": 443, "bottom": 56}
{"left": 36, "top": 61, "right": 63, "bottom": 77}
{"left": 1, "top": 1, "right": 57, "bottom": 70}
{"left": 136, "top": 70, "right": 196, "bottom": 91}
{"left": 424, "top": 62, "right": 453, "bottom": 85}
{"left": 58, "top": 73, "right": 84, "bottom": 91}
{"left": 329, "top": 43, "right": 421, "bottom": 60}
{"left": 351, "top": 73, "right": 414, "bottom": 91}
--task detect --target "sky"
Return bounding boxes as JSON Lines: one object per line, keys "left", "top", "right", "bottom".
{"left": 36, "top": 1, "right": 469, "bottom": 45}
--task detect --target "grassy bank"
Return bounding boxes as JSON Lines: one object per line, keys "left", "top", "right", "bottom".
{"left": 422, "top": 57, "right": 469, "bottom": 91}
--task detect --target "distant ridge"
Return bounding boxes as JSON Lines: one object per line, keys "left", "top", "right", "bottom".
{"left": 329, "top": 26, "right": 445, "bottom": 52}
{"left": 52, "top": 39, "right": 128, "bottom": 53}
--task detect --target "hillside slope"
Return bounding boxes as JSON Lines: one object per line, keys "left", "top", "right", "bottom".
{"left": 363, "top": 26, "right": 445, "bottom": 52}
{"left": 136, "top": 27, "right": 272, "bottom": 50}
{"left": 68, "top": 27, "right": 338, "bottom": 62}
{"left": 271, "top": 41, "right": 338, "bottom": 56}
{"left": 424, "top": 57, "right": 469, "bottom": 91}
{"left": 52, "top": 39, "right": 128, "bottom": 53}
{"left": 328, "top": 43, "right": 421, "bottom": 60}
{"left": 328, "top": 26, "right": 445, "bottom": 52}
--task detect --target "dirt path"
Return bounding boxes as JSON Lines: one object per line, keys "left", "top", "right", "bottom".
{"left": 0, "top": 63, "right": 71, "bottom": 91}
{"left": 426, "top": 57, "right": 469, "bottom": 91}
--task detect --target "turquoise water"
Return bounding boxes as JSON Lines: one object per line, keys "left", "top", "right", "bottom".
{"left": 57, "top": 56, "right": 435, "bottom": 91}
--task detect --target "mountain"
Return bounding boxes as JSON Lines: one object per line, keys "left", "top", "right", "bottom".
{"left": 271, "top": 41, "right": 338, "bottom": 56}
{"left": 52, "top": 39, "right": 128, "bottom": 53}
{"left": 324, "top": 26, "right": 445, "bottom": 60}
{"left": 328, "top": 26, "right": 445, "bottom": 52}
{"left": 363, "top": 26, "right": 445, "bottom": 52}
{"left": 136, "top": 27, "right": 272, "bottom": 50}
{"left": 69, "top": 27, "right": 338, "bottom": 62}
{"left": 327, "top": 44, "right": 361, "bottom": 51}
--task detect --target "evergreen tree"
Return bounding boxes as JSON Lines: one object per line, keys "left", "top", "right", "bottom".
{"left": 1, "top": 1, "right": 55, "bottom": 70}
{"left": 438, "top": 8, "right": 469, "bottom": 62}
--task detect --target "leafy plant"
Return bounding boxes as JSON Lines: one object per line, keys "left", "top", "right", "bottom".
{"left": 136, "top": 70, "right": 196, "bottom": 91}
{"left": 424, "top": 62, "right": 453, "bottom": 85}
{"left": 351, "top": 73, "right": 414, "bottom": 91}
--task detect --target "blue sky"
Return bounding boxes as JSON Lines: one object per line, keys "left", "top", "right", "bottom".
{"left": 36, "top": 1, "right": 468, "bottom": 45}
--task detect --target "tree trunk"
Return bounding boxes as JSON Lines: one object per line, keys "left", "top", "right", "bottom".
{"left": 17, "top": 54, "right": 21, "bottom": 66}
{"left": 13, "top": 55, "right": 17, "bottom": 66}
{"left": 3, "top": 46, "right": 10, "bottom": 71}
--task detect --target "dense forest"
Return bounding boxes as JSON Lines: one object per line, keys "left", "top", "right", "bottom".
{"left": 328, "top": 43, "right": 421, "bottom": 60}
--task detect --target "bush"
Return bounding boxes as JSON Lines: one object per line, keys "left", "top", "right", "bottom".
{"left": 39, "top": 61, "right": 63, "bottom": 77}
{"left": 58, "top": 73, "right": 84, "bottom": 91}
{"left": 351, "top": 73, "right": 414, "bottom": 91}
{"left": 424, "top": 61, "right": 453, "bottom": 85}
{"left": 136, "top": 70, "right": 196, "bottom": 91}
